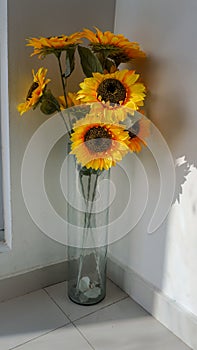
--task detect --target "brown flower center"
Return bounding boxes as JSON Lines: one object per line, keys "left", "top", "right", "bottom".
{"left": 84, "top": 126, "right": 112, "bottom": 153}
{"left": 128, "top": 121, "right": 140, "bottom": 139}
{"left": 97, "top": 78, "right": 126, "bottom": 104}
{"left": 26, "top": 82, "right": 39, "bottom": 100}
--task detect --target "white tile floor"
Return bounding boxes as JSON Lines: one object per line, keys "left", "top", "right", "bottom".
{"left": 0, "top": 279, "right": 191, "bottom": 350}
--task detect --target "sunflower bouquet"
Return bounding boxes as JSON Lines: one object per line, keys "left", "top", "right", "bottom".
{"left": 18, "top": 28, "right": 149, "bottom": 304}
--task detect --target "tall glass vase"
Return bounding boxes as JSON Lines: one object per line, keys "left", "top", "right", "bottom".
{"left": 67, "top": 151, "right": 110, "bottom": 305}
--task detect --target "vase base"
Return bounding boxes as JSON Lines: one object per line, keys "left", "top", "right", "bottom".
{"left": 68, "top": 283, "right": 106, "bottom": 306}
{"left": 68, "top": 294, "right": 106, "bottom": 306}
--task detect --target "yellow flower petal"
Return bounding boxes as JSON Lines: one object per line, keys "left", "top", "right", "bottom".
{"left": 126, "top": 117, "right": 150, "bottom": 153}
{"left": 82, "top": 27, "right": 146, "bottom": 63}
{"left": 77, "top": 70, "right": 146, "bottom": 122}
{"left": 71, "top": 113, "right": 129, "bottom": 170}
{"left": 17, "top": 67, "right": 50, "bottom": 115}
{"left": 26, "top": 32, "right": 83, "bottom": 58}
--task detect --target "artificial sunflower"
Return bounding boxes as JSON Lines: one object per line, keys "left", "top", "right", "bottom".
{"left": 126, "top": 117, "right": 150, "bottom": 153}
{"left": 70, "top": 113, "right": 129, "bottom": 170}
{"left": 83, "top": 27, "right": 146, "bottom": 65}
{"left": 27, "top": 32, "right": 83, "bottom": 58}
{"left": 17, "top": 67, "right": 50, "bottom": 115}
{"left": 77, "top": 69, "right": 146, "bottom": 121}
{"left": 58, "top": 92, "right": 82, "bottom": 109}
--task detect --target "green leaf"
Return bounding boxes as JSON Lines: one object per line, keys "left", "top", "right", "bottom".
{"left": 40, "top": 90, "right": 60, "bottom": 115}
{"left": 78, "top": 46, "right": 103, "bottom": 77}
{"left": 64, "top": 47, "right": 75, "bottom": 78}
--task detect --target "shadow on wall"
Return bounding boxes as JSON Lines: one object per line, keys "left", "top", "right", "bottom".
{"left": 111, "top": 2, "right": 197, "bottom": 347}
{"left": 109, "top": 39, "right": 197, "bottom": 302}
{"left": 135, "top": 54, "right": 196, "bottom": 166}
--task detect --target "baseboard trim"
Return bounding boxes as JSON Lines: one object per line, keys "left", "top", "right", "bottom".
{"left": 107, "top": 255, "right": 197, "bottom": 350}
{"left": 0, "top": 261, "right": 68, "bottom": 303}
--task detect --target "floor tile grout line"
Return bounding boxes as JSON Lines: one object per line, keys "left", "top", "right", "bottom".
{"left": 8, "top": 323, "right": 69, "bottom": 350}
{"left": 43, "top": 288, "right": 97, "bottom": 349}
{"left": 43, "top": 288, "right": 73, "bottom": 322}
{"left": 72, "top": 323, "right": 96, "bottom": 350}
{"left": 4, "top": 284, "right": 192, "bottom": 350}
{"left": 43, "top": 287, "right": 129, "bottom": 349}
{"left": 107, "top": 277, "right": 129, "bottom": 297}
{"left": 42, "top": 287, "right": 95, "bottom": 349}
{"left": 43, "top": 284, "right": 129, "bottom": 324}
{"left": 72, "top": 295, "right": 129, "bottom": 323}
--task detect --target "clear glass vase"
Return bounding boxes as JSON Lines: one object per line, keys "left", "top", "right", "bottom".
{"left": 67, "top": 152, "right": 110, "bottom": 305}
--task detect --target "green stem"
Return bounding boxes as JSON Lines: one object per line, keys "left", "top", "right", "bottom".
{"left": 56, "top": 54, "right": 72, "bottom": 130}
{"left": 79, "top": 172, "right": 92, "bottom": 232}
{"left": 59, "top": 110, "right": 71, "bottom": 137}
{"left": 85, "top": 173, "right": 103, "bottom": 287}
{"left": 86, "top": 172, "right": 99, "bottom": 230}
{"left": 57, "top": 55, "right": 68, "bottom": 108}
{"left": 76, "top": 173, "right": 92, "bottom": 291}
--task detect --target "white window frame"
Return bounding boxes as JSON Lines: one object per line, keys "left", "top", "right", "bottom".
{"left": 0, "top": 0, "right": 12, "bottom": 251}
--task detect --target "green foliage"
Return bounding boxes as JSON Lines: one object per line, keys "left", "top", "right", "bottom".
{"left": 78, "top": 46, "right": 103, "bottom": 77}
{"left": 40, "top": 90, "right": 60, "bottom": 115}
{"left": 65, "top": 47, "right": 75, "bottom": 78}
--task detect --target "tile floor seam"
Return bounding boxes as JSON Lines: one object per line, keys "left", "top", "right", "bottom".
{"left": 0, "top": 285, "right": 191, "bottom": 350}
{"left": 72, "top": 323, "right": 96, "bottom": 350}
{"left": 43, "top": 287, "right": 72, "bottom": 322}
{"left": 44, "top": 283, "right": 128, "bottom": 323}
{"left": 107, "top": 277, "right": 129, "bottom": 296}
{"left": 72, "top": 295, "right": 129, "bottom": 322}
{"left": 43, "top": 285, "right": 129, "bottom": 349}
{"left": 43, "top": 286, "right": 94, "bottom": 349}
{"left": 8, "top": 323, "right": 69, "bottom": 350}
{"left": 43, "top": 287, "right": 101, "bottom": 350}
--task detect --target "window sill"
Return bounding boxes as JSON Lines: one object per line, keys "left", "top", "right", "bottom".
{"left": 0, "top": 240, "right": 11, "bottom": 253}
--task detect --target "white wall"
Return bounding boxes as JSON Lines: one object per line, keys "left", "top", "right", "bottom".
{"left": 0, "top": 0, "right": 115, "bottom": 279}
{"left": 1, "top": 0, "right": 197, "bottom": 323}
{"left": 110, "top": 0, "right": 197, "bottom": 317}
